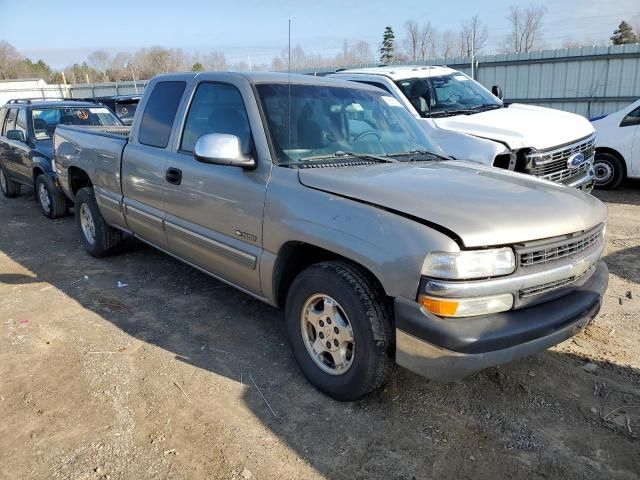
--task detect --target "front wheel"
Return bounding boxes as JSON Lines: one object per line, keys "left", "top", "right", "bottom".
{"left": 36, "top": 174, "right": 68, "bottom": 219}
{"left": 74, "top": 187, "right": 123, "bottom": 257}
{"left": 285, "top": 261, "right": 394, "bottom": 401}
{"left": 593, "top": 152, "right": 625, "bottom": 190}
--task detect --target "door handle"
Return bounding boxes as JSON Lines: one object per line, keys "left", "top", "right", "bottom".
{"left": 165, "top": 167, "right": 182, "bottom": 185}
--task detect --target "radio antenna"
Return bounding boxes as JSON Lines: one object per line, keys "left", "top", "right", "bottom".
{"left": 288, "top": 18, "right": 292, "bottom": 150}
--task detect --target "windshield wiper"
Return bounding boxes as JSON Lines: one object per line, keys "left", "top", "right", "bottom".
{"left": 429, "top": 109, "right": 477, "bottom": 117}
{"left": 471, "top": 103, "right": 503, "bottom": 111}
{"left": 300, "top": 151, "right": 398, "bottom": 163}
{"left": 386, "top": 149, "right": 447, "bottom": 161}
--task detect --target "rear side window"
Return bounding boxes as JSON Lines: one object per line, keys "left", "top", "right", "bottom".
{"left": 621, "top": 106, "right": 640, "bottom": 127}
{"left": 138, "top": 81, "right": 186, "bottom": 148}
{"left": 2, "top": 108, "right": 17, "bottom": 135}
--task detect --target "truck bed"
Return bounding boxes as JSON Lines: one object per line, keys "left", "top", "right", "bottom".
{"left": 54, "top": 124, "right": 130, "bottom": 203}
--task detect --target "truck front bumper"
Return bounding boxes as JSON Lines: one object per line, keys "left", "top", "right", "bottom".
{"left": 395, "top": 260, "right": 608, "bottom": 381}
{"left": 565, "top": 166, "right": 596, "bottom": 193}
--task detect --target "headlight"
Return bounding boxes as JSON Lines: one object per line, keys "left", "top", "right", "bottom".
{"left": 418, "top": 293, "right": 513, "bottom": 317}
{"left": 422, "top": 248, "right": 515, "bottom": 280}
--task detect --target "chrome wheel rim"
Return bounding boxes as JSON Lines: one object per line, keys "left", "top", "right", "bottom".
{"left": 300, "top": 294, "right": 355, "bottom": 376}
{"left": 594, "top": 160, "right": 613, "bottom": 185}
{"left": 38, "top": 182, "right": 51, "bottom": 213}
{"left": 0, "top": 170, "right": 6, "bottom": 194}
{"left": 80, "top": 203, "right": 96, "bottom": 245}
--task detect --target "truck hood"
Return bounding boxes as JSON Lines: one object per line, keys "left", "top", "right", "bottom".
{"left": 297, "top": 161, "right": 606, "bottom": 248}
{"left": 432, "top": 103, "right": 594, "bottom": 150}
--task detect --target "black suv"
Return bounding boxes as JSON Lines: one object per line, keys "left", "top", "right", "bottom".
{"left": 0, "top": 98, "right": 122, "bottom": 218}
{"left": 92, "top": 95, "right": 141, "bottom": 126}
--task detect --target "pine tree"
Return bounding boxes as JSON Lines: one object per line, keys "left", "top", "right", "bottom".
{"left": 379, "top": 26, "right": 395, "bottom": 64}
{"left": 610, "top": 21, "right": 638, "bottom": 45}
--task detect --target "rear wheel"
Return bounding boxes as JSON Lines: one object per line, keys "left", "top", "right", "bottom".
{"left": 36, "top": 174, "right": 67, "bottom": 219}
{"left": 0, "top": 167, "right": 20, "bottom": 198}
{"left": 74, "top": 187, "right": 123, "bottom": 257}
{"left": 594, "top": 152, "right": 625, "bottom": 190}
{"left": 285, "top": 261, "right": 394, "bottom": 401}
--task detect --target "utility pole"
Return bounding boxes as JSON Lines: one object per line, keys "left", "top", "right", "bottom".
{"left": 130, "top": 63, "right": 139, "bottom": 94}
{"left": 471, "top": 26, "right": 475, "bottom": 79}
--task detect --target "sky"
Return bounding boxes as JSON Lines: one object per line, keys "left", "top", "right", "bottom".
{"left": 0, "top": 0, "right": 638, "bottom": 68}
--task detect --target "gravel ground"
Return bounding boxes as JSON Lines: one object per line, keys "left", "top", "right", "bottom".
{"left": 0, "top": 182, "right": 639, "bottom": 480}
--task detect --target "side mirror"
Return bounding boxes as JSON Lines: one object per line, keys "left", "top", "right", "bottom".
{"left": 6, "top": 129, "right": 25, "bottom": 142}
{"left": 491, "top": 85, "right": 503, "bottom": 100}
{"left": 194, "top": 133, "right": 256, "bottom": 168}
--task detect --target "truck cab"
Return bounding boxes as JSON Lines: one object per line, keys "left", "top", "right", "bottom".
{"left": 0, "top": 98, "right": 122, "bottom": 218}
{"left": 330, "top": 66, "right": 597, "bottom": 192}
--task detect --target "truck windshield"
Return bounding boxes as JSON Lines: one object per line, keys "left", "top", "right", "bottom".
{"left": 31, "top": 106, "right": 122, "bottom": 139}
{"left": 396, "top": 74, "right": 502, "bottom": 118}
{"left": 256, "top": 83, "right": 442, "bottom": 165}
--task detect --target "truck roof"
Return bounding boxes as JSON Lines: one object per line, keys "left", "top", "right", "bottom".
{"left": 336, "top": 65, "right": 456, "bottom": 80}
{"left": 152, "top": 71, "right": 383, "bottom": 90}
{"left": 3, "top": 98, "right": 103, "bottom": 109}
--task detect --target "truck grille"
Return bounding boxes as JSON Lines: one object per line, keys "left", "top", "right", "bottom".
{"left": 519, "top": 276, "right": 577, "bottom": 298}
{"left": 527, "top": 135, "right": 595, "bottom": 184}
{"left": 518, "top": 228, "right": 601, "bottom": 267}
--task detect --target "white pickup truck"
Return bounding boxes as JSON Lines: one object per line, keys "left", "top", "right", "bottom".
{"left": 331, "top": 66, "right": 596, "bottom": 191}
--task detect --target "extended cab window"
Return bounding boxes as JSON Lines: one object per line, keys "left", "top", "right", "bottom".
{"left": 181, "top": 82, "right": 251, "bottom": 154}
{"left": 139, "top": 81, "right": 186, "bottom": 148}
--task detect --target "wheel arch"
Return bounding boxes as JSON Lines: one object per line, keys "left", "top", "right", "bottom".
{"left": 272, "top": 241, "right": 388, "bottom": 309}
{"left": 67, "top": 166, "right": 93, "bottom": 198}
{"left": 595, "top": 147, "right": 628, "bottom": 177}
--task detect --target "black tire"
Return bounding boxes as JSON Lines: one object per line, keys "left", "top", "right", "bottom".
{"left": 35, "top": 174, "right": 68, "bottom": 219}
{"left": 594, "top": 152, "right": 625, "bottom": 190}
{"left": 74, "top": 187, "right": 123, "bottom": 257}
{"left": 285, "top": 260, "right": 394, "bottom": 401}
{"left": 0, "top": 166, "right": 20, "bottom": 198}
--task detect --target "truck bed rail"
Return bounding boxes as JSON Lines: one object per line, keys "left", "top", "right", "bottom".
{"left": 56, "top": 125, "right": 131, "bottom": 139}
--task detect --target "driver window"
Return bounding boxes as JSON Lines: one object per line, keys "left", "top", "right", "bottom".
{"left": 181, "top": 82, "right": 252, "bottom": 154}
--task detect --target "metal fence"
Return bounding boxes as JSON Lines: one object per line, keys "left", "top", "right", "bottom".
{"left": 2, "top": 44, "right": 639, "bottom": 118}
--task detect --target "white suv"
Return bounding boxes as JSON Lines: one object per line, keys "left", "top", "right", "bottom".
{"left": 331, "top": 66, "right": 596, "bottom": 191}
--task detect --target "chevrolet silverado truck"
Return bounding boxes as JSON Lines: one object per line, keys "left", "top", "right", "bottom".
{"left": 330, "top": 66, "right": 597, "bottom": 192}
{"left": 0, "top": 98, "right": 123, "bottom": 218}
{"left": 53, "top": 72, "right": 608, "bottom": 401}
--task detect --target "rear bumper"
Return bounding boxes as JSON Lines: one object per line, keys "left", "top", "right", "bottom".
{"left": 395, "top": 260, "right": 608, "bottom": 381}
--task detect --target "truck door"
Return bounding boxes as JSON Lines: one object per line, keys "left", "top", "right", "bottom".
{"left": 162, "top": 79, "right": 269, "bottom": 294}
{"left": 121, "top": 80, "right": 186, "bottom": 249}
{"left": 0, "top": 108, "right": 26, "bottom": 181}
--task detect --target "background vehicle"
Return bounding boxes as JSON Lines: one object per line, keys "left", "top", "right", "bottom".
{"left": 591, "top": 99, "right": 640, "bottom": 189}
{"left": 0, "top": 98, "right": 123, "bottom": 218}
{"left": 54, "top": 72, "right": 607, "bottom": 401}
{"left": 330, "top": 66, "right": 596, "bottom": 192}
{"left": 91, "top": 95, "right": 141, "bottom": 126}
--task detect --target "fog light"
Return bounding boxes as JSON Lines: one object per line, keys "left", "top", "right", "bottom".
{"left": 418, "top": 293, "right": 513, "bottom": 318}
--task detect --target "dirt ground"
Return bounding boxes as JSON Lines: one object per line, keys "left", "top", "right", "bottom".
{"left": 0, "top": 182, "right": 639, "bottom": 480}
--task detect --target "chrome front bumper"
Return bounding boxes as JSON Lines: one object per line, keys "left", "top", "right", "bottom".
{"left": 565, "top": 166, "right": 596, "bottom": 193}
{"left": 395, "top": 260, "right": 608, "bottom": 381}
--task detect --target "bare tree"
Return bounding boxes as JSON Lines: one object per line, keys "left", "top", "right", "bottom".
{"left": 503, "top": 5, "right": 546, "bottom": 53}
{"left": 87, "top": 50, "right": 111, "bottom": 81}
{"left": 461, "top": 15, "right": 488, "bottom": 57}
{"left": 404, "top": 21, "right": 421, "bottom": 62}
{"left": 203, "top": 51, "right": 227, "bottom": 71}
{"left": 0, "top": 40, "right": 22, "bottom": 79}
{"left": 351, "top": 40, "right": 373, "bottom": 64}
{"left": 438, "top": 30, "right": 457, "bottom": 58}
{"left": 108, "top": 52, "right": 133, "bottom": 81}
{"left": 418, "top": 22, "right": 436, "bottom": 60}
